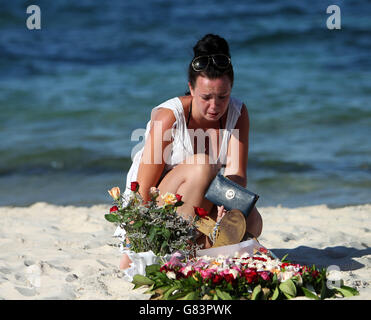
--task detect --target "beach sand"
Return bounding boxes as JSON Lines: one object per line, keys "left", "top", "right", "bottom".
{"left": 0, "top": 202, "right": 369, "bottom": 300}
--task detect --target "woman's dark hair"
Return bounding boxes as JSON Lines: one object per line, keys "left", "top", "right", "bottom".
{"left": 187, "top": 34, "right": 234, "bottom": 91}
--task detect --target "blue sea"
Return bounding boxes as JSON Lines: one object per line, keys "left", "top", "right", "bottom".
{"left": 0, "top": 0, "right": 370, "bottom": 208}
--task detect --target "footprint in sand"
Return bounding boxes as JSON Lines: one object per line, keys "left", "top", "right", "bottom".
{"left": 15, "top": 286, "right": 37, "bottom": 297}
{"left": 24, "top": 260, "right": 35, "bottom": 267}
{"left": 65, "top": 274, "right": 78, "bottom": 282}
{"left": 0, "top": 267, "right": 11, "bottom": 275}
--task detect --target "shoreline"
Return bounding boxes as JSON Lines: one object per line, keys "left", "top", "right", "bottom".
{"left": 0, "top": 202, "right": 370, "bottom": 299}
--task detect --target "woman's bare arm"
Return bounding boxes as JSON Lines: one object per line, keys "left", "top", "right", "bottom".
{"left": 136, "top": 108, "right": 176, "bottom": 202}
{"left": 224, "top": 103, "right": 249, "bottom": 187}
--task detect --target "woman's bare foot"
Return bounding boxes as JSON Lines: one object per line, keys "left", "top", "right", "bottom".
{"left": 119, "top": 253, "right": 133, "bottom": 270}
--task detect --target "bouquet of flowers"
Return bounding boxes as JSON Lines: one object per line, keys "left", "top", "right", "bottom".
{"left": 105, "top": 182, "right": 202, "bottom": 257}
{"left": 132, "top": 251, "right": 359, "bottom": 300}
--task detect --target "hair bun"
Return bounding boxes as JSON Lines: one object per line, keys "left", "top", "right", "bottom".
{"left": 193, "top": 34, "right": 231, "bottom": 58}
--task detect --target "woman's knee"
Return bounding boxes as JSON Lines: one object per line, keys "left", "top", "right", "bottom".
{"left": 183, "top": 154, "right": 219, "bottom": 181}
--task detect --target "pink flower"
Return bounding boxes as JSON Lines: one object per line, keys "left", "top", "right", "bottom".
{"left": 168, "top": 252, "right": 184, "bottom": 268}
{"left": 200, "top": 269, "right": 214, "bottom": 280}
{"left": 193, "top": 259, "right": 208, "bottom": 268}
{"left": 232, "top": 265, "right": 242, "bottom": 273}
{"left": 259, "top": 271, "right": 271, "bottom": 281}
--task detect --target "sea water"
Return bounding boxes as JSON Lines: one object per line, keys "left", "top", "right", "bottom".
{"left": 0, "top": 1, "right": 370, "bottom": 207}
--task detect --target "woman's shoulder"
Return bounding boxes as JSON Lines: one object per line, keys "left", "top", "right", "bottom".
{"left": 227, "top": 96, "right": 248, "bottom": 129}
{"left": 153, "top": 96, "right": 190, "bottom": 117}
{"left": 154, "top": 96, "right": 185, "bottom": 111}
{"left": 232, "top": 99, "right": 249, "bottom": 130}
{"left": 150, "top": 96, "right": 187, "bottom": 127}
{"left": 229, "top": 96, "right": 246, "bottom": 115}
{"left": 151, "top": 105, "right": 176, "bottom": 125}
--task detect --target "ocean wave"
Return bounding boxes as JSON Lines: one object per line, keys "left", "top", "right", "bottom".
{"left": 0, "top": 148, "right": 133, "bottom": 176}
{"left": 250, "top": 158, "right": 314, "bottom": 173}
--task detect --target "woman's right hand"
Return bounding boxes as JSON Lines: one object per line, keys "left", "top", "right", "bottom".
{"left": 216, "top": 205, "right": 228, "bottom": 222}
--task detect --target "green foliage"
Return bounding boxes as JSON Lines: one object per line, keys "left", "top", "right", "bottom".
{"left": 271, "top": 286, "right": 280, "bottom": 300}
{"left": 301, "top": 286, "right": 319, "bottom": 300}
{"left": 132, "top": 274, "right": 155, "bottom": 289}
{"left": 104, "top": 214, "right": 120, "bottom": 223}
{"left": 279, "top": 280, "right": 297, "bottom": 299}
{"left": 105, "top": 186, "right": 200, "bottom": 256}
{"left": 333, "top": 285, "right": 359, "bottom": 297}
{"left": 130, "top": 255, "right": 360, "bottom": 301}
{"left": 251, "top": 285, "right": 262, "bottom": 300}
{"left": 216, "top": 288, "right": 233, "bottom": 300}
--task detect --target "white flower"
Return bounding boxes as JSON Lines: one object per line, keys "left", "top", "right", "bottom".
{"left": 278, "top": 271, "right": 295, "bottom": 282}
{"left": 182, "top": 266, "right": 193, "bottom": 276}
{"left": 166, "top": 271, "right": 176, "bottom": 280}
{"left": 265, "top": 262, "right": 279, "bottom": 272}
{"left": 255, "top": 263, "right": 264, "bottom": 270}
{"left": 229, "top": 269, "right": 240, "bottom": 279}
{"left": 240, "top": 252, "right": 250, "bottom": 259}
{"left": 149, "top": 187, "right": 160, "bottom": 198}
{"left": 161, "top": 192, "right": 177, "bottom": 205}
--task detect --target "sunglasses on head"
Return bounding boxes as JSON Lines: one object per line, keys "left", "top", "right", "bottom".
{"left": 191, "top": 54, "right": 231, "bottom": 72}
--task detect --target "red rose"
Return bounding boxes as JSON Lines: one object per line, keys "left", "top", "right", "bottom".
{"left": 212, "top": 274, "right": 223, "bottom": 284}
{"left": 110, "top": 206, "right": 119, "bottom": 213}
{"left": 311, "top": 270, "right": 320, "bottom": 278}
{"left": 130, "top": 181, "right": 139, "bottom": 192}
{"left": 258, "top": 247, "right": 268, "bottom": 254}
{"left": 223, "top": 273, "right": 235, "bottom": 284}
{"left": 185, "top": 270, "right": 195, "bottom": 278}
{"left": 175, "top": 194, "right": 182, "bottom": 202}
{"left": 160, "top": 265, "right": 168, "bottom": 273}
{"left": 252, "top": 257, "right": 267, "bottom": 262}
{"left": 244, "top": 268, "right": 258, "bottom": 283}
{"left": 193, "top": 207, "right": 208, "bottom": 219}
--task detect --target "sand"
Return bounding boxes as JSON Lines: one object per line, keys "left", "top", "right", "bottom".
{"left": 0, "top": 202, "right": 369, "bottom": 300}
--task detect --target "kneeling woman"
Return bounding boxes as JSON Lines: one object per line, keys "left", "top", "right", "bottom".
{"left": 119, "top": 34, "right": 262, "bottom": 269}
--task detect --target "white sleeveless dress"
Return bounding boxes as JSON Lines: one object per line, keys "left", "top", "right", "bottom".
{"left": 114, "top": 96, "right": 251, "bottom": 281}
{"left": 123, "top": 96, "right": 243, "bottom": 201}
